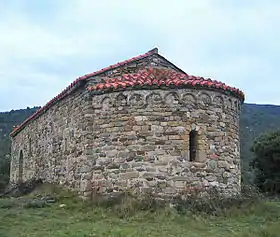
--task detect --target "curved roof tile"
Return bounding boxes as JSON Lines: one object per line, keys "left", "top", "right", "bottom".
{"left": 88, "top": 68, "right": 245, "bottom": 101}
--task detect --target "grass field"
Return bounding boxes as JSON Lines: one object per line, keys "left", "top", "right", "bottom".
{"left": 0, "top": 187, "right": 280, "bottom": 237}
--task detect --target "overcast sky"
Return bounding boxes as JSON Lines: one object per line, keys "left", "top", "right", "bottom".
{"left": 0, "top": 0, "right": 279, "bottom": 111}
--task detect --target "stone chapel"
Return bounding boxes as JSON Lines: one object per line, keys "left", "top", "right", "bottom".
{"left": 10, "top": 48, "right": 244, "bottom": 197}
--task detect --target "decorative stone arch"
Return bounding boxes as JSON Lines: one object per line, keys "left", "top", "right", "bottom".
{"left": 233, "top": 100, "right": 238, "bottom": 112}
{"left": 213, "top": 95, "right": 224, "bottom": 109}
{"left": 181, "top": 93, "right": 197, "bottom": 109}
{"left": 115, "top": 93, "right": 128, "bottom": 107}
{"left": 146, "top": 92, "right": 163, "bottom": 106}
{"left": 198, "top": 92, "right": 212, "bottom": 107}
{"left": 18, "top": 150, "right": 23, "bottom": 184}
{"left": 128, "top": 93, "right": 145, "bottom": 108}
{"left": 226, "top": 98, "right": 233, "bottom": 110}
{"left": 101, "top": 96, "right": 113, "bottom": 110}
{"left": 164, "top": 92, "right": 180, "bottom": 106}
{"left": 92, "top": 96, "right": 103, "bottom": 109}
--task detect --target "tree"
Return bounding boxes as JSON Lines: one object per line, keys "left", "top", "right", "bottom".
{"left": 0, "top": 154, "right": 10, "bottom": 191}
{"left": 250, "top": 131, "right": 280, "bottom": 194}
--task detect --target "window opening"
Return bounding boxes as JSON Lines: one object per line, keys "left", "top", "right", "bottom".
{"left": 18, "top": 150, "right": 23, "bottom": 183}
{"left": 28, "top": 138, "right": 32, "bottom": 156}
{"left": 189, "top": 130, "right": 198, "bottom": 161}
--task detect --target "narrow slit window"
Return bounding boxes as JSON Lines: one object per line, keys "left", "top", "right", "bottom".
{"left": 28, "top": 138, "right": 32, "bottom": 156}
{"left": 18, "top": 150, "right": 23, "bottom": 183}
{"left": 189, "top": 130, "right": 198, "bottom": 161}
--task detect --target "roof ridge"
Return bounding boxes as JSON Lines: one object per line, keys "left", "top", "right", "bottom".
{"left": 10, "top": 48, "right": 158, "bottom": 137}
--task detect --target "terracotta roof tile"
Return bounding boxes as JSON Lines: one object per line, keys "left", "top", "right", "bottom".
{"left": 88, "top": 68, "right": 245, "bottom": 102}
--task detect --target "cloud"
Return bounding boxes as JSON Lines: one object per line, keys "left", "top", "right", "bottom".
{"left": 0, "top": 0, "right": 279, "bottom": 111}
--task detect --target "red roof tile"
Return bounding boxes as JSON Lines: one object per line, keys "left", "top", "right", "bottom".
{"left": 88, "top": 68, "right": 245, "bottom": 101}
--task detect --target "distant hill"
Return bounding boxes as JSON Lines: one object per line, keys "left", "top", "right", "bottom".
{"left": 0, "top": 107, "right": 39, "bottom": 190}
{"left": 0, "top": 107, "right": 40, "bottom": 158}
{"left": 1, "top": 104, "right": 280, "bottom": 186}
{"left": 240, "top": 103, "right": 280, "bottom": 183}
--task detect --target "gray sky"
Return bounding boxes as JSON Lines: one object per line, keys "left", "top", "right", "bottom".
{"left": 0, "top": 0, "right": 279, "bottom": 111}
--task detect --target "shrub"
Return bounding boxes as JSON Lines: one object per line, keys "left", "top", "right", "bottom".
{"left": 91, "top": 191, "right": 165, "bottom": 218}
{"left": 171, "top": 186, "right": 263, "bottom": 216}
{"left": 23, "top": 199, "right": 50, "bottom": 209}
{"left": 0, "top": 199, "right": 18, "bottom": 209}
{"left": 250, "top": 131, "right": 280, "bottom": 194}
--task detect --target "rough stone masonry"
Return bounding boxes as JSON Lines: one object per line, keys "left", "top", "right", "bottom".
{"left": 9, "top": 48, "right": 244, "bottom": 198}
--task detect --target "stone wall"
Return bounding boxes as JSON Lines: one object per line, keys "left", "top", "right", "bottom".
{"left": 81, "top": 88, "right": 241, "bottom": 198}
{"left": 10, "top": 87, "right": 93, "bottom": 191}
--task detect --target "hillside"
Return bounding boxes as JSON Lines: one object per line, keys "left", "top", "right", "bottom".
{"left": 1, "top": 104, "right": 280, "bottom": 186}
{"left": 0, "top": 107, "right": 40, "bottom": 158}
{"left": 240, "top": 103, "right": 280, "bottom": 183}
{"left": 0, "top": 107, "right": 39, "bottom": 189}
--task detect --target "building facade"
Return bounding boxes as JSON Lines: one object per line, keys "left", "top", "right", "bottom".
{"left": 10, "top": 48, "right": 244, "bottom": 197}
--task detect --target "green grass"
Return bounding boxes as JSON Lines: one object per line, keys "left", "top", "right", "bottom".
{"left": 0, "top": 187, "right": 280, "bottom": 237}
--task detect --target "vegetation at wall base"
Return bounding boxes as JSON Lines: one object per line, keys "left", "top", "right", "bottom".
{"left": 0, "top": 183, "right": 280, "bottom": 237}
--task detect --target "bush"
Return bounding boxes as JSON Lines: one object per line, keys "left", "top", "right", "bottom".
{"left": 250, "top": 131, "right": 280, "bottom": 194}
{"left": 0, "top": 155, "right": 10, "bottom": 192}
{"left": 171, "top": 186, "right": 263, "bottom": 216}
{"left": 23, "top": 199, "right": 50, "bottom": 209}
{"left": 91, "top": 191, "right": 165, "bottom": 218}
{"left": 0, "top": 199, "right": 18, "bottom": 209}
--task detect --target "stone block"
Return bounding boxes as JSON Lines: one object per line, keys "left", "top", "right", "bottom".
{"left": 192, "top": 162, "right": 206, "bottom": 168}
{"left": 157, "top": 181, "right": 168, "bottom": 189}
{"left": 207, "top": 160, "right": 218, "bottom": 170}
{"left": 151, "top": 125, "right": 163, "bottom": 132}
{"left": 205, "top": 175, "right": 216, "bottom": 182}
{"left": 119, "top": 171, "right": 139, "bottom": 179}
{"left": 142, "top": 172, "right": 156, "bottom": 181}
{"left": 168, "top": 135, "right": 181, "bottom": 140}
{"left": 83, "top": 191, "right": 93, "bottom": 198}
{"left": 80, "top": 165, "right": 92, "bottom": 173}
{"left": 80, "top": 180, "right": 92, "bottom": 192}
{"left": 174, "top": 181, "right": 186, "bottom": 188}
{"left": 106, "top": 150, "right": 118, "bottom": 158}
{"left": 96, "top": 158, "right": 111, "bottom": 166}
{"left": 118, "top": 150, "right": 130, "bottom": 158}
{"left": 164, "top": 187, "right": 176, "bottom": 194}
{"left": 107, "top": 163, "right": 120, "bottom": 169}
{"left": 196, "top": 150, "right": 207, "bottom": 162}
{"left": 134, "top": 155, "right": 144, "bottom": 162}
{"left": 134, "top": 116, "right": 147, "bottom": 121}
{"left": 218, "top": 161, "right": 230, "bottom": 170}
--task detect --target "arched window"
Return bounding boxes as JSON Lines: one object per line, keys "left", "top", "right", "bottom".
{"left": 18, "top": 150, "right": 23, "bottom": 183}
{"left": 28, "top": 137, "right": 32, "bottom": 156}
{"left": 189, "top": 130, "right": 198, "bottom": 161}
